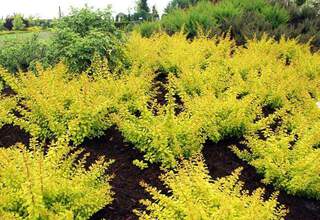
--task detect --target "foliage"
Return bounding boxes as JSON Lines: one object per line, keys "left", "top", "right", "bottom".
{"left": 136, "top": 157, "right": 287, "bottom": 219}
{"left": 151, "top": 5, "right": 160, "bottom": 21}
{"left": 0, "top": 97, "right": 16, "bottom": 129}
{"left": 165, "top": 0, "right": 201, "bottom": 13}
{"left": 0, "top": 34, "right": 48, "bottom": 73}
{"left": 48, "top": 6, "right": 127, "bottom": 74}
{"left": 134, "top": 0, "right": 151, "bottom": 21}
{"left": 137, "top": 0, "right": 150, "bottom": 13}
{"left": 0, "top": 140, "right": 113, "bottom": 219}
{"left": 115, "top": 99, "right": 206, "bottom": 168}
{"left": 12, "top": 14, "right": 26, "bottom": 31}
{"left": 0, "top": 61, "right": 152, "bottom": 145}
{"left": 125, "top": 33, "right": 320, "bottom": 198}
{"left": 138, "top": 21, "right": 161, "bottom": 37}
{"left": 142, "top": 0, "right": 320, "bottom": 50}
{"left": 55, "top": 6, "right": 116, "bottom": 37}
{"left": 0, "top": 19, "right": 6, "bottom": 31}
{"left": 143, "top": 0, "right": 289, "bottom": 38}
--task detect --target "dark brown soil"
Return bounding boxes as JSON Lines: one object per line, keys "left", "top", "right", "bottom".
{"left": 203, "top": 139, "right": 320, "bottom": 220}
{"left": 1, "top": 86, "right": 16, "bottom": 97}
{"left": 0, "top": 125, "right": 319, "bottom": 220}
{"left": 81, "top": 127, "right": 166, "bottom": 220}
{"left": 0, "top": 125, "right": 29, "bottom": 147}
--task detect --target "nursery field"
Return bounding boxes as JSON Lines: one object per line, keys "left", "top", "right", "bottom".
{"left": 0, "top": 32, "right": 320, "bottom": 219}
{"left": 0, "top": 0, "right": 320, "bottom": 219}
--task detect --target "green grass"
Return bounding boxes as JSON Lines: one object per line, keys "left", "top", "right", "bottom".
{"left": 0, "top": 31, "right": 53, "bottom": 45}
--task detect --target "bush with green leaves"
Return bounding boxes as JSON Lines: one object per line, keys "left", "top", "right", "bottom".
{"left": 0, "top": 19, "right": 6, "bottom": 31}
{"left": 137, "top": 21, "right": 161, "bottom": 38}
{"left": 141, "top": 0, "right": 320, "bottom": 50}
{"left": 12, "top": 14, "right": 26, "bottom": 31}
{"left": 0, "top": 34, "right": 48, "bottom": 73}
{"left": 144, "top": 0, "right": 289, "bottom": 38}
{"left": 0, "top": 140, "right": 113, "bottom": 220}
{"left": 136, "top": 157, "right": 287, "bottom": 219}
{"left": 48, "top": 6, "right": 127, "bottom": 73}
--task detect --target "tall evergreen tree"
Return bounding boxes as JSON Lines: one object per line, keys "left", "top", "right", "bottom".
{"left": 137, "top": 0, "right": 150, "bottom": 13}
{"left": 134, "top": 0, "right": 151, "bottom": 21}
{"left": 151, "top": 5, "right": 160, "bottom": 20}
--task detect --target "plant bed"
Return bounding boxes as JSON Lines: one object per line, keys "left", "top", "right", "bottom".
{"left": 203, "top": 139, "right": 320, "bottom": 220}
{"left": 81, "top": 127, "right": 166, "bottom": 220}
{"left": 0, "top": 125, "right": 319, "bottom": 219}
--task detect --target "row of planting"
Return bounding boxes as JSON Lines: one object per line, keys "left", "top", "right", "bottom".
{"left": 0, "top": 31, "right": 319, "bottom": 219}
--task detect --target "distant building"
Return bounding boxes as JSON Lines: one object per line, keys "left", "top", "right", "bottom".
{"left": 115, "top": 13, "right": 127, "bottom": 22}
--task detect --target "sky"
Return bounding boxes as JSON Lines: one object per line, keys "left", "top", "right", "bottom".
{"left": 0, "top": 0, "right": 171, "bottom": 19}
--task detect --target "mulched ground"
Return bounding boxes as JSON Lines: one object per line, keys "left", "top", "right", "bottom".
{"left": 0, "top": 125, "right": 319, "bottom": 220}
{"left": 203, "top": 140, "right": 320, "bottom": 220}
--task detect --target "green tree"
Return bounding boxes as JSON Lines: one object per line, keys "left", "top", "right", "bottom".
{"left": 134, "top": 0, "right": 151, "bottom": 20}
{"left": 137, "top": 0, "right": 150, "bottom": 13}
{"left": 165, "top": 0, "right": 200, "bottom": 13}
{"left": 27, "top": 15, "right": 41, "bottom": 27}
{"left": 0, "top": 19, "right": 6, "bottom": 31}
{"left": 12, "top": 14, "right": 25, "bottom": 30}
{"left": 151, "top": 5, "right": 160, "bottom": 20}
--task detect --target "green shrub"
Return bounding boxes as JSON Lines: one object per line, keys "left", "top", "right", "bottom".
{"left": 261, "top": 4, "right": 290, "bottom": 28}
{"left": 185, "top": 1, "right": 218, "bottom": 37}
{"left": 161, "top": 9, "right": 189, "bottom": 35}
{"left": 136, "top": 157, "right": 287, "bottom": 219}
{"left": 48, "top": 6, "right": 127, "bottom": 74}
{"left": 0, "top": 34, "right": 48, "bottom": 73}
{"left": 211, "top": 0, "right": 242, "bottom": 22}
{"left": 0, "top": 19, "right": 6, "bottom": 31}
{"left": 148, "top": 0, "right": 290, "bottom": 39}
{"left": 138, "top": 21, "right": 161, "bottom": 37}
{"left": 12, "top": 14, "right": 26, "bottom": 31}
{"left": 0, "top": 141, "right": 113, "bottom": 219}
{"left": 55, "top": 6, "right": 117, "bottom": 37}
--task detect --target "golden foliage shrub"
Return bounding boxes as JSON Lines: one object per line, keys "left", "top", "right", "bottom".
{"left": 115, "top": 97, "right": 206, "bottom": 168}
{"left": 136, "top": 157, "right": 287, "bottom": 220}
{"left": 0, "top": 62, "right": 152, "bottom": 145}
{"left": 0, "top": 31, "right": 319, "bottom": 199}
{"left": 0, "top": 140, "right": 113, "bottom": 219}
{"left": 0, "top": 96, "right": 16, "bottom": 129}
{"left": 123, "top": 33, "right": 320, "bottom": 198}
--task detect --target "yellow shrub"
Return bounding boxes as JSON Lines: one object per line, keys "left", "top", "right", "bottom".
{"left": 136, "top": 157, "right": 287, "bottom": 220}
{"left": 0, "top": 63, "right": 152, "bottom": 145}
{"left": 0, "top": 96, "right": 16, "bottom": 128}
{"left": 0, "top": 139, "right": 113, "bottom": 219}
{"left": 125, "top": 33, "right": 320, "bottom": 198}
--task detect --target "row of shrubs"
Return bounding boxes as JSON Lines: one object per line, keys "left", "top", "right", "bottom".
{"left": 138, "top": 0, "right": 320, "bottom": 51}
{"left": 0, "top": 141, "right": 287, "bottom": 219}
{"left": 2, "top": 0, "right": 319, "bottom": 77}
{"left": 1, "top": 32, "right": 319, "bottom": 200}
{"left": 123, "top": 33, "right": 320, "bottom": 201}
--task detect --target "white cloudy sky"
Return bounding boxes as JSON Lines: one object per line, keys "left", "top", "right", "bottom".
{"left": 0, "top": 0, "right": 170, "bottom": 18}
